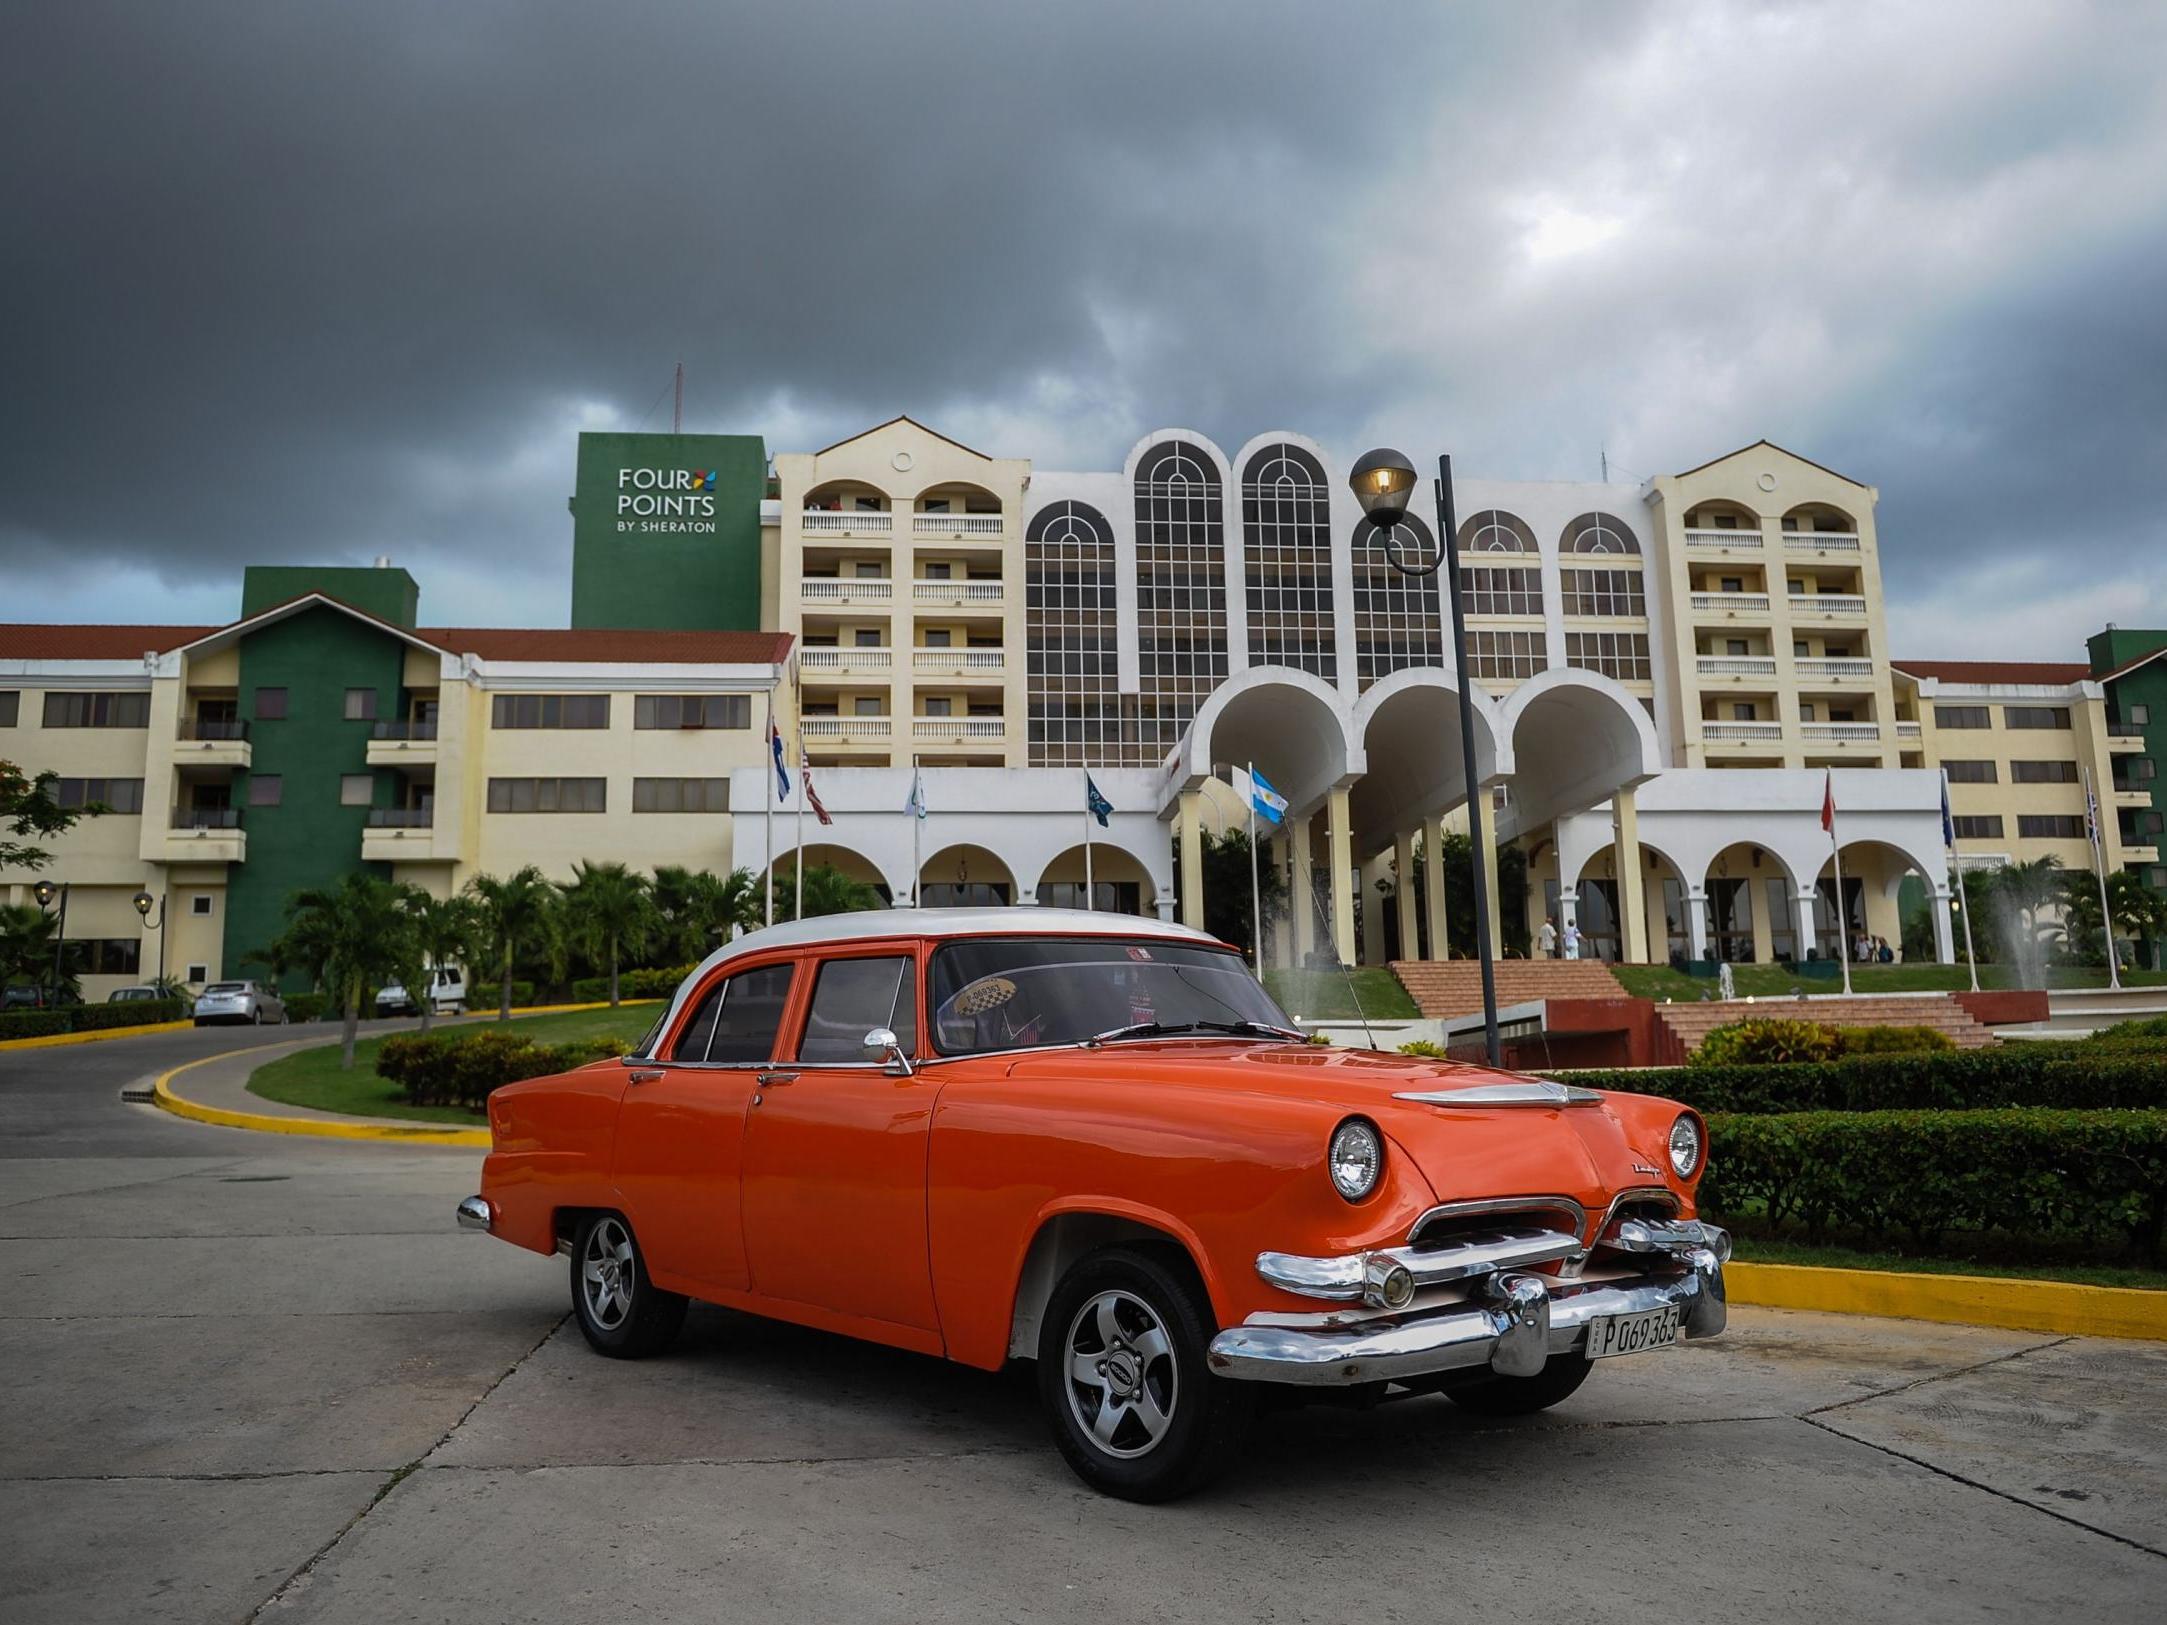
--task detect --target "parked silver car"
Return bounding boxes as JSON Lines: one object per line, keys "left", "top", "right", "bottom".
{"left": 192, "top": 980, "right": 289, "bottom": 1026}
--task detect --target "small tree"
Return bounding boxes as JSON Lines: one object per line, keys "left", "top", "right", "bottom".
{"left": 1, "top": 759, "right": 90, "bottom": 873}
{"left": 0, "top": 903, "right": 59, "bottom": 988}
{"left": 466, "top": 866, "right": 560, "bottom": 1021}
{"left": 773, "top": 864, "right": 882, "bottom": 921}
{"left": 406, "top": 891, "right": 479, "bottom": 1031}
{"left": 282, "top": 876, "right": 423, "bottom": 1069}
{"left": 1192, "top": 828, "right": 1286, "bottom": 957}
{"left": 1997, "top": 856, "right": 2066, "bottom": 953}
{"left": 652, "top": 865, "right": 761, "bottom": 961}
{"left": 560, "top": 860, "right": 654, "bottom": 1006}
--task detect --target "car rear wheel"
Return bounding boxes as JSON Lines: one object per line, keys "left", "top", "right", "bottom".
{"left": 570, "top": 1212, "right": 687, "bottom": 1359}
{"left": 1037, "top": 1245, "right": 1251, "bottom": 1502}
{"left": 1440, "top": 1352, "right": 1593, "bottom": 1416}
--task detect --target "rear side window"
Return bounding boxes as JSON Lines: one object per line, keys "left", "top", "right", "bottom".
{"left": 669, "top": 963, "right": 794, "bottom": 1063}
{"left": 797, "top": 955, "right": 917, "bottom": 1063}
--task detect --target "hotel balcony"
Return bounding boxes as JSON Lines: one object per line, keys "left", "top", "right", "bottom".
{"left": 1784, "top": 531, "right": 1863, "bottom": 553}
{"left": 159, "top": 805, "right": 246, "bottom": 863}
{"left": 175, "top": 717, "right": 251, "bottom": 770}
{"left": 912, "top": 647, "right": 1006, "bottom": 678}
{"left": 366, "top": 719, "right": 439, "bottom": 768}
{"left": 1896, "top": 720, "right": 1923, "bottom": 742}
{"left": 1788, "top": 593, "right": 1870, "bottom": 620}
{"left": 800, "top": 510, "right": 893, "bottom": 538}
{"left": 912, "top": 578, "right": 1006, "bottom": 607}
{"left": 1696, "top": 655, "right": 1778, "bottom": 680}
{"left": 802, "top": 716, "right": 893, "bottom": 748}
{"left": 1690, "top": 592, "right": 1771, "bottom": 618}
{"left": 799, "top": 647, "right": 895, "bottom": 677}
{"left": 910, "top": 513, "right": 1006, "bottom": 540}
{"left": 2111, "top": 784, "right": 2154, "bottom": 809}
{"left": 361, "top": 806, "right": 452, "bottom": 864}
{"left": 1801, "top": 722, "right": 1882, "bottom": 747}
{"left": 1683, "top": 529, "right": 1763, "bottom": 553}
{"left": 912, "top": 716, "right": 1008, "bottom": 746}
{"left": 800, "top": 577, "right": 894, "bottom": 606}
{"left": 2107, "top": 724, "right": 2145, "bottom": 752}
{"left": 2123, "top": 843, "right": 2159, "bottom": 865}
{"left": 1699, "top": 722, "right": 1785, "bottom": 757}
{"left": 1794, "top": 657, "right": 1875, "bottom": 682}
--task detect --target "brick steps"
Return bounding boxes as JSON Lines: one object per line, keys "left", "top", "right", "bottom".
{"left": 1389, "top": 959, "right": 1628, "bottom": 1020}
{"left": 1652, "top": 995, "right": 1996, "bottom": 1053}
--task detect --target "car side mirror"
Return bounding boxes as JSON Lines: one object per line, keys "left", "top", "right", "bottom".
{"left": 863, "top": 1026, "right": 913, "bottom": 1077}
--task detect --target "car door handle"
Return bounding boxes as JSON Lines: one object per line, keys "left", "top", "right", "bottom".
{"left": 756, "top": 1070, "right": 798, "bottom": 1087}
{"left": 628, "top": 1069, "right": 665, "bottom": 1085}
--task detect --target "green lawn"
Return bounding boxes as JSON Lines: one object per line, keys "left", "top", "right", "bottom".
{"left": 248, "top": 1004, "right": 663, "bottom": 1125}
{"left": 1611, "top": 962, "right": 2167, "bottom": 1002}
{"left": 1730, "top": 1235, "right": 2167, "bottom": 1292}
{"left": 1265, "top": 966, "right": 1420, "bottom": 1021}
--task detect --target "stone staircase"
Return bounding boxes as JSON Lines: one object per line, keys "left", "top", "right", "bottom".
{"left": 1651, "top": 994, "right": 1997, "bottom": 1054}
{"left": 1389, "top": 959, "right": 1629, "bottom": 1019}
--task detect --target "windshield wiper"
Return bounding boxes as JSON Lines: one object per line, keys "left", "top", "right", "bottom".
{"left": 1083, "top": 1019, "right": 1303, "bottom": 1046}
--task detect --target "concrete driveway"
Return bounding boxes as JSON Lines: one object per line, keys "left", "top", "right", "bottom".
{"left": 4, "top": 1025, "right": 2163, "bottom": 1623}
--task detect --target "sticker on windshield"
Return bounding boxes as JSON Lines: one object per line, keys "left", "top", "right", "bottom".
{"left": 1126, "top": 946, "right": 1153, "bottom": 961}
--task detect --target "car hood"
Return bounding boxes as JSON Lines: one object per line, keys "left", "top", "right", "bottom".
{"left": 995, "top": 1040, "right": 1687, "bottom": 1216}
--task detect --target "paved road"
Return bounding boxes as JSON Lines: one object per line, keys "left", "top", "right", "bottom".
{"left": 4, "top": 1027, "right": 2164, "bottom": 1623}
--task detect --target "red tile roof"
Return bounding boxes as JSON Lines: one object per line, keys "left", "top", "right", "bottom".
{"left": 0, "top": 624, "right": 217, "bottom": 659}
{"left": 1892, "top": 659, "right": 2090, "bottom": 685}
{"left": 0, "top": 616, "right": 790, "bottom": 666}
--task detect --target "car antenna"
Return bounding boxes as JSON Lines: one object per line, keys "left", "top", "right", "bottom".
{"left": 1300, "top": 869, "right": 1376, "bottom": 1049}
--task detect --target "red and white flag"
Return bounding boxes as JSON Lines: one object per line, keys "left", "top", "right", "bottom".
{"left": 1820, "top": 769, "right": 1836, "bottom": 835}
{"left": 799, "top": 755, "right": 833, "bottom": 826}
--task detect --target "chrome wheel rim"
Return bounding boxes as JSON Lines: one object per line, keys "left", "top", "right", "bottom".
{"left": 581, "top": 1218, "right": 636, "bottom": 1330}
{"left": 1064, "top": 1289, "right": 1178, "bottom": 1459}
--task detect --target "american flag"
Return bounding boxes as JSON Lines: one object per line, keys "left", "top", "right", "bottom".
{"left": 799, "top": 752, "right": 833, "bottom": 826}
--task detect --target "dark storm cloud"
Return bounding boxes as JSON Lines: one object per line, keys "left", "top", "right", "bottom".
{"left": 3, "top": 0, "right": 2163, "bottom": 652}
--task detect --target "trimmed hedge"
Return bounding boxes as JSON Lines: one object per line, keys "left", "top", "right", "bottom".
{"left": 1703, "top": 1109, "right": 2167, "bottom": 1262}
{"left": 376, "top": 1027, "right": 631, "bottom": 1111}
{"left": 1691, "top": 1018, "right": 1953, "bottom": 1067}
{"left": 0, "top": 999, "right": 188, "bottom": 1040}
{"left": 285, "top": 992, "right": 329, "bottom": 1024}
{"left": 466, "top": 980, "right": 539, "bottom": 1010}
{"left": 1562, "top": 1047, "right": 2167, "bottom": 1114}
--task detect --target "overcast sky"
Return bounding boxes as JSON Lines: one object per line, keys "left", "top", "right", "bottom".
{"left": 5, "top": 1, "right": 2163, "bottom": 659}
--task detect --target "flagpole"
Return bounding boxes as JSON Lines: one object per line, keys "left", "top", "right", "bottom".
{"left": 1246, "top": 761, "right": 1264, "bottom": 980}
{"left": 763, "top": 689, "right": 775, "bottom": 927}
{"left": 911, "top": 754, "right": 922, "bottom": 907}
{"left": 1082, "top": 768, "right": 1095, "bottom": 912}
{"left": 1827, "top": 774, "right": 1853, "bottom": 997}
{"left": 1943, "top": 768, "right": 1980, "bottom": 994}
{"left": 793, "top": 742, "right": 806, "bottom": 922}
{"left": 2084, "top": 767, "right": 2122, "bottom": 990}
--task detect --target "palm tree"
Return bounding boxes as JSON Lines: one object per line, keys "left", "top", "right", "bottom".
{"left": 405, "top": 891, "right": 479, "bottom": 1032}
{"left": 773, "top": 863, "right": 883, "bottom": 921}
{"left": 0, "top": 902, "right": 58, "bottom": 989}
{"left": 282, "top": 876, "right": 423, "bottom": 1069}
{"left": 2059, "top": 869, "right": 2167, "bottom": 971}
{"left": 651, "top": 865, "right": 762, "bottom": 962}
{"left": 560, "top": 861, "right": 654, "bottom": 1006}
{"left": 1996, "top": 856, "right": 2066, "bottom": 952}
{"left": 465, "top": 867, "right": 560, "bottom": 1021}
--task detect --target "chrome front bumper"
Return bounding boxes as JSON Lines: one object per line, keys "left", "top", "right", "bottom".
{"left": 455, "top": 1195, "right": 492, "bottom": 1233}
{"left": 1208, "top": 1231, "right": 1728, "bottom": 1387}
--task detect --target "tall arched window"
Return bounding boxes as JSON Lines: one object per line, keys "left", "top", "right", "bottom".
{"left": 1560, "top": 512, "right": 1640, "bottom": 555}
{"left": 1240, "top": 443, "right": 1334, "bottom": 680}
{"left": 1133, "top": 441, "right": 1228, "bottom": 757}
{"left": 1025, "top": 502, "right": 1133, "bottom": 765}
{"left": 1351, "top": 516, "right": 1441, "bottom": 690}
{"left": 1559, "top": 510, "right": 1648, "bottom": 621}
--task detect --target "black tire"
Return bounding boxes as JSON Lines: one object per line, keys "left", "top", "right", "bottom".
{"left": 1441, "top": 1352, "right": 1594, "bottom": 1416}
{"left": 569, "top": 1211, "right": 687, "bottom": 1359}
{"left": 1036, "top": 1244, "right": 1251, "bottom": 1502}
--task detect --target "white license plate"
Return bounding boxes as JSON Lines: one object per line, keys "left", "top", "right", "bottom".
{"left": 1584, "top": 1305, "right": 1680, "bottom": 1360}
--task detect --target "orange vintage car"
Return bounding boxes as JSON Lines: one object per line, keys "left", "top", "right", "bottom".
{"left": 457, "top": 909, "right": 1728, "bottom": 1500}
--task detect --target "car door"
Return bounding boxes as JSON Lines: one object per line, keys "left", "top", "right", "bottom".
{"left": 738, "top": 944, "right": 941, "bottom": 1333}
{"left": 610, "top": 957, "right": 798, "bottom": 1293}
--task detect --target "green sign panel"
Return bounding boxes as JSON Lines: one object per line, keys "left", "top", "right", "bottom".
{"left": 570, "top": 431, "right": 765, "bottom": 631}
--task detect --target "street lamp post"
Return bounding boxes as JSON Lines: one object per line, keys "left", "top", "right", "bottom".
{"left": 133, "top": 889, "right": 168, "bottom": 986}
{"left": 33, "top": 878, "right": 71, "bottom": 997}
{"left": 1349, "top": 449, "right": 1501, "bottom": 1066}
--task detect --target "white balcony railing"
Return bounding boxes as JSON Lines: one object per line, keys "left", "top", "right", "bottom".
{"left": 913, "top": 717, "right": 1007, "bottom": 741}
{"left": 911, "top": 513, "right": 1005, "bottom": 538}
{"left": 1785, "top": 532, "right": 1862, "bottom": 551}
{"left": 913, "top": 579, "right": 1006, "bottom": 604}
{"left": 1696, "top": 656, "right": 1778, "bottom": 678}
{"left": 801, "top": 717, "right": 892, "bottom": 741}
{"left": 1896, "top": 720, "right": 1923, "bottom": 741}
{"left": 1690, "top": 593, "right": 1771, "bottom": 614}
{"left": 1684, "top": 529, "right": 1763, "bottom": 550}
{"left": 1789, "top": 593, "right": 1869, "bottom": 617}
{"left": 912, "top": 648, "right": 1006, "bottom": 674}
{"left": 1802, "top": 723, "right": 1881, "bottom": 743}
{"left": 801, "top": 510, "right": 892, "bottom": 535}
{"left": 799, "top": 647, "right": 893, "bottom": 674}
{"left": 801, "top": 578, "right": 892, "bottom": 603}
{"left": 1795, "top": 657, "right": 1874, "bottom": 680}
{"left": 1702, "top": 722, "right": 1784, "bottom": 742}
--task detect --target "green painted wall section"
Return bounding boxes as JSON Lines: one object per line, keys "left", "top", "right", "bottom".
{"left": 2089, "top": 628, "right": 2167, "bottom": 897}
{"left": 224, "top": 604, "right": 407, "bottom": 990}
{"left": 242, "top": 565, "right": 418, "bottom": 626}
{"left": 570, "top": 432, "right": 765, "bottom": 631}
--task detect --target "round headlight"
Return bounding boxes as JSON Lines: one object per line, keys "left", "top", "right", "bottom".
{"left": 1328, "top": 1119, "right": 1384, "bottom": 1202}
{"left": 1668, "top": 1114, "right": 1704, "bottom": 1180}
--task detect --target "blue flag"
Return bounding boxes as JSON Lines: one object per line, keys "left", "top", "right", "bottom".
{"left": 1234, "top": 765, "right": 1287, "bottom": 826}
{"left": 1939, "top": 776, "right": 1955, "bottom": 847}
{"left": 1085, "top": 775, "right": 1113, "bottom": 828}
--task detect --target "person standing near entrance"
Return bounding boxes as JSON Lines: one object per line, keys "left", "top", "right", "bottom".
{"left": 1538, "top": 918, "right": 1557, "bottom": 959}
{"left": 1562, "top": 921, "right": 1581, "bottom": 961}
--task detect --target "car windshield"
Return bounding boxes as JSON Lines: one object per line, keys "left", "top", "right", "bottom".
{"left": 928, "top": 937, "right": 1298, "bottom": 1055}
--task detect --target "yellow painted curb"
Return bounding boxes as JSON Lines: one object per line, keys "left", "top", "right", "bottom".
{"left": 450, "top": 999, "right": 662, "bottom": 1019}
{"left": 0, "top": 1018, "right": 196, "bottom": 1052}
{"left": 1728, "top": 1260, "right": 2167, "bottom": 1342}
{"left": 151, "top": 1050, "right": 490, "bottom": 1147}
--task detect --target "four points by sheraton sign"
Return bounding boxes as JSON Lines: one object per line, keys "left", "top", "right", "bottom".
{"left": 617, "top": 465, "right": 718, "bottom": 533}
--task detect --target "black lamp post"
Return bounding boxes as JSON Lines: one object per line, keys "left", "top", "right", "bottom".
{"left": 33, "top": 878, "right": 71, "bottom": 997}
{"left": 1349, "top": 449, "right": 1501, "bottom": 1066}
{"left": 133, "top": 889, "right": 168, "bottom": 986}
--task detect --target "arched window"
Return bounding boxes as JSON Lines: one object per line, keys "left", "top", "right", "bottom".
{"left": 1132, "top": 441, "right": 1228, "bottom": 758}
{"left": 1457, "top": 510, "right": 1538, "bottom": 554}
{"left": 1456, "top": 510, "right": 1543, "bottom": 621}
{"left": 1026, "top": 502, "right": 1136, "bottom": 765}
{"left": 1351, "top": 516, "right": 1441, "bottom": 690}
{"left": 1560, "top": 512, "right": 1640, "bottom": 555}
{"left": 1240, "top": 443, "right": 1334, "bottom": 680}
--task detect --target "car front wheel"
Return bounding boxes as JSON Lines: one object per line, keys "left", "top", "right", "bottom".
{"left": 1037, "top": 1245, "right": 1251, "bottom": 1502}
{"left": 570, "top": 1212, "right": 687, "bottom": 1359}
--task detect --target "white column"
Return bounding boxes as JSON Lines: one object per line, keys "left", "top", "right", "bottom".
{"left": 1685, "top": 888, "right": 1710, "bottom": 960}
{"left": 1359, "top": 852, "right": 1387, "bottom": 967}
{"left": 1291, "top": 814, "right": 1316, "bottom": 964}
{"left": 1423, "top": 813, "right": 1449, "bottom": 961}
{"left": 1558, "top": 888, "right": 1579, "bottom": 932}
{"left": 1393, "top": 828, "right": 1419, "bottom": 961}
{"left": 1794, "top": 890, "right": 1820, "bottom": 962}
{"left": 1931, "top": 885, "right": 1956, "bottom": 965}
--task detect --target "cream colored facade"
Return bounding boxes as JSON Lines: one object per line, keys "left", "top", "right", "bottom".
{"left": 768, "top": 417, "right": 1030, "bottom": 768}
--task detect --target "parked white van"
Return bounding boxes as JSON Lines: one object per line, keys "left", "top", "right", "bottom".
{"left": 375, "top": 966, "right": 467, "bottom": 1017}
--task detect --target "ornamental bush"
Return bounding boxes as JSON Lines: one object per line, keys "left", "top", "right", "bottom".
{"left": 1701, "top": 1108, "right": 2167, "bottom": 1262}
{"left": 1560, "top": 1049, "right": 2167, "bottom": 1114}
{"left": 1692, "top": 1019, "right": 1842, "bottom": 1067}
{"left": 1836, "top": 1024, "right": 1955, "bottom": 1056}
{"left": 377, "top": 1027, "right": 628, "bottom": 1110}
{"left": 1397, "top": 1039, "right": 1447, "bottom": 1057}
{"left": 284, "top": 992, "right": 328, "bottom": 1024}
{"left": 0, "top": 1000, "right": 187, "bottom": 1040}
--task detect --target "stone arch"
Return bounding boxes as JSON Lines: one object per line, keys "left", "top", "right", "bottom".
{"left": 918, "top": 842, "right": 1018, "bottom": 908}
{"left": 1173, "top": 664, "right": 1360, "bottom": 820}
{"left": 1347, "top": 667, "right": 1510, "bottom": 852}
{"left": 768, "top": 841, "right": 900, "bottom": 906}
{"left": 1496, "top": 667, "right": 1661, "bottom": 837}
{"left": 1026, "top": 841, "right": 1161, "bottom": 915}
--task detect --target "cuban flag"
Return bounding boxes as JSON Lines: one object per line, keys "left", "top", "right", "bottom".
{"left": 768, "top": 722, "right": 790, "bottom": 802}
{"left": 1233, "top": 765, "right": 1287, "bottom": 826}
{"left": 1085, "top": 775, "right": 1113, "bottom": 828}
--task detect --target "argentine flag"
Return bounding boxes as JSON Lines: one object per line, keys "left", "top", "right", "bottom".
{"left": 1233, "top": 765, "right": 1287, "bottom": 826}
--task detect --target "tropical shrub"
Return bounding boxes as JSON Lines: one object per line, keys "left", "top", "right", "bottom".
{"left": 1691, "top": 1019, "right": 1841, "bottom": 1067}
{"left": 1560, "top": 1048, "right": 2167, "bottom": 1114}
{"left": 1834, "top": 1025, "right": 1955, "bottom": 1056}
{"left": 377, "top": 1028, "right": 630, "bottom": 1110}
{"left": 1397, "top": 1039, "right": 1448, "bottom": 1057}
{"left": 0, "top": 999, "right": 187, "bottom": 1039}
